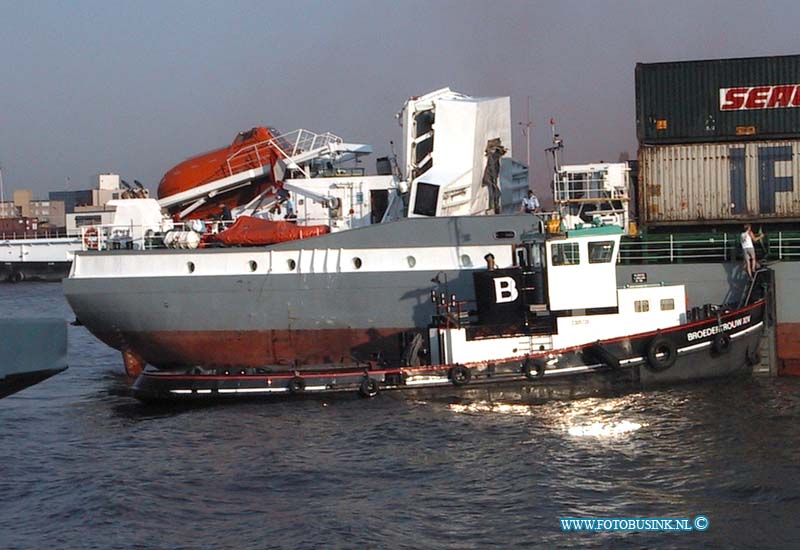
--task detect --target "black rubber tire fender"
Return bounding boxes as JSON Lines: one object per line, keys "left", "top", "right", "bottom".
{"left": 712, "top": 332, "right": 732, "bottom": 355}
{"left": 358, "top": 377, "right": 380, "bottom": 398}
{"left": 288, "top": 376, "right": 306, "bottom": 394}
{"left": 645, "top": 336, "right": 677, "bottom": 372}
{"left": 522, "top": 358, "right": 546, "bottom": 381}
{"left": 449, "top": 365, "right": 472, "bottom": 387}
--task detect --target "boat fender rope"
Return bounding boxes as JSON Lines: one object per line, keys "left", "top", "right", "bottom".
{"left": 449, "top": 365, "right": 472, "bottom": 387}
{"left": 288, "top": 376, "right": 306, "bottom": 394}
{"left": 522, "top": 358, "right": 546, "bottom": 381}
{"left": 358, "top": 377, "right": 380, "bottom": 398}
{"left": 645, "top": 336, "right": 677, "bottom": 372}
{"left": 712, "top": 332, "right": 732, "bottom": 355}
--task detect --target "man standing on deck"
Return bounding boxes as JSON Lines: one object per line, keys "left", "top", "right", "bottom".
{"left": 741, "top": 223, "right": 764, "bottom": 278}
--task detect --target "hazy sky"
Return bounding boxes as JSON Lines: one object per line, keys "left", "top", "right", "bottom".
{"left": 1, "top": 0, "right": 798, "bottom": 199}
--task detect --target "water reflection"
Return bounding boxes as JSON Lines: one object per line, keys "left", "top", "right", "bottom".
{"left": 557, "top": 395, "right": 647, "bottom": 439}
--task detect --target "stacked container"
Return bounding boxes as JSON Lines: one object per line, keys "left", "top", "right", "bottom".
{"left": 636, "top": 55, "right": 800, "bottom": 227}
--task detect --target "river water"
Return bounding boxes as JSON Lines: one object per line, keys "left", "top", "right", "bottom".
{"left": 1, "top": 283, "right": 799, "bottom": 549}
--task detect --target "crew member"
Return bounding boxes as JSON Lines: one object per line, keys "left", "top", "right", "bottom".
{"left": 741, "top": 223, "right": 764, "bottom": 278}
{"left": 520, "top": 189, "right": 540, "bottom": 213}
{"left": 484, "top": 253, "right": 496, "bottom": 271}
{"left": 284, "top": 192, "right": 296, "bottom": 221}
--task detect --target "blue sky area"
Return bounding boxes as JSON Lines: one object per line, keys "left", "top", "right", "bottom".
{"left": 1, "top": 0, "right": 798, "bottom": 198}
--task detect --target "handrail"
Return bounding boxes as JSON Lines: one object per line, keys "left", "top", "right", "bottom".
{"left": 225, "top": 129, "right": 343, "bottom": 179}
{"left": 619, "top": 231, "right": 800, "bottom": 263}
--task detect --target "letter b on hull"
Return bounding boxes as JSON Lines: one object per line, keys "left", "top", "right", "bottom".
{"left": 494, "top": 276, "right": 519, "bottom": 303}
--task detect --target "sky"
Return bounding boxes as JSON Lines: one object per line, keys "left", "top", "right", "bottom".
{"left": 1, "top": 0, "right": 798, "bottom": 200}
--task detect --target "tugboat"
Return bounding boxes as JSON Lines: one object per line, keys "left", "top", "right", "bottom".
{"left": 132, "top": 225, "right": 769, "bottom": 402}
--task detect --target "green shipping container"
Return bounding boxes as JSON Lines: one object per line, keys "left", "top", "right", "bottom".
{"left": 636, "top": 55, "right": 800, "bottom": 144}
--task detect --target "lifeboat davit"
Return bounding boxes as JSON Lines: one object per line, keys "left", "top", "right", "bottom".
{"left": 157, "top": 127, "right": 283, "bottom": 220}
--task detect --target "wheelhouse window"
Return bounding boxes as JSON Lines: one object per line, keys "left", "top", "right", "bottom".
{"left": 660, "top": 298, "right": 675, "bottom": 311}
{"left": 588, "top": 241, "right": 615, "bottom": 263}
{"left": 551, "top": 242, "right": 579, "bottom": 266}
{"left": 634, "top": 300, "right": 650, "bottom": 313}
{"left": 412, "top": 182, "right": 439, "bottom": 216}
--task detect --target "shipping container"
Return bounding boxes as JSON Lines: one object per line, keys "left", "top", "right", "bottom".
{"left": 638, "top": 140, "right": 800, "bottom": 226}
{"left": 0, "top": 217, "right": 40, "bottom": 237}
{"left": 636, "top": 55, "right": 800, "bottom": 144}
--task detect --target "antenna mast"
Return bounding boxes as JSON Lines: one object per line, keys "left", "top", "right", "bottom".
{"left": 518, "top": 96, "right": 534, "bottom": 189}
{"left": 0, "top": 164, "right": 5, "bottom": 218}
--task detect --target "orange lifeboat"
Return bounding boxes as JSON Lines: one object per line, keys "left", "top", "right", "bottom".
{"left": 157, "top": 127, "right": 284, "bottom": 220}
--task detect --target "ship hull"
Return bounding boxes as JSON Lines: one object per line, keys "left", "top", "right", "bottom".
{"left": 0, "top": 318, "right": 68, "bottom": 398}
{"left": 62, "top": 215, "right": 789, "bottom": 373}
{"left": 1, "top": 261, "right": 71, "bottom": 283}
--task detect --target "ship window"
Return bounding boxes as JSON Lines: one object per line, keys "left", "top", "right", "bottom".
{"left": 635, "top": 300, "right": 650, "bottom": 313}
{"left": 551, "top": 242, "right": 579, "bottom": 266}
{"left": 495, "top": 231, "right": 516, "bottom": 239}
{"left": 660, "top": 298, "right": 675, "bottom": 311}
{"left": 287, "top": 259, "right": 296, "bottom": 271}
{"left": 460, "top": 254, "right": 472, "bottom": 267}
{"left": 588, "top": 241, "right": 614, "bottom": 263}
{"left": 249, "top": 260, "right": 257, "bottom": 272}
{"left": 407, "top": 256, "right": 416, "bottom": 268}
{"left": 187, "top": 261, "right": 195, "bottom": 274}
{"left": 352, "top": 257, "right": 362, "bottom": 269}
{"left": 413, "top": 182, "right": 439, "bottom": 216}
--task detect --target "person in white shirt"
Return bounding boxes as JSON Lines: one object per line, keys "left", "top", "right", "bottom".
{"left": 520, "top": 190, "right": 540, "bottom": 213}
{"left": 741, "top": 223, "right": 764, "bottom": 278}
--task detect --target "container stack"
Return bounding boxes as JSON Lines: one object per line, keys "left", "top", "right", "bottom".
{"left": 635, "top": 54, "right": 800, "bottom": 228}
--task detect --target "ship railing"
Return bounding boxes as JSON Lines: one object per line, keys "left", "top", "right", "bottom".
{"left": 0, "top": 229, "right": 70, "bottom": 240}
{"left": 553, "top": 171, "right": 629, "bottom": 202}
{"left": 431, "top": 293, "right": 477, "bottom": 329}
{"left": 225, "top": 129, "right": 343, "bottom": 178}
{"left": 618, "top": 231, "right": 800, "bottom": 263}
{"left": 79, "top": 223, "right": 168, "bottom": 251}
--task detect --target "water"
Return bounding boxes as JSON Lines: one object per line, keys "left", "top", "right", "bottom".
{"left": 1, "top": 283, "right": 799, "bottom": 549}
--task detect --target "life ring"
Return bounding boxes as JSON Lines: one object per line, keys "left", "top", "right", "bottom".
{"left": 358, "top": 377, "right": 380, "bottom": 398}
{"left": 522, "top": 358, "right": 546, "bottom": 380}
{"left": 712, "top": 332, "right": 732, "bottom": 355}
{"left": 288, "top": 376, "right": 306, "bottom": 394}
{"left": 449, "top": 365, "right": 472, "bottom": 386}
{"left": 745, "top": 344, "right": 761, "bottom": 366}
{"left": 645, "top": 336, "right": 677, "bottom": 372}
{"left": 83, "top": 227, "right": 99, "bottom": 250}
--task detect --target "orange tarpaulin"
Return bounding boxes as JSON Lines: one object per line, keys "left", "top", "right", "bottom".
{"left": 206, "top": 216, "right": 330, "bottom": 246}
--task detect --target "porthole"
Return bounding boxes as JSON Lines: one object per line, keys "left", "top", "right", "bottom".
{"left": 407, "top": 256, "right": 416, "bottom": 268}
{"left": 287, "top": 259, "right": 296, "bottom": 271}
{"left": 249, "top": 260, "right": 257, "bottom": 272}
{"left": 352, "top": 257, "right": 362, "bottom": 269}
{"left": 187, "top": 261, "right": 195, "bottom": 273}
{"left": 460, "top": 254, "right": 472, "bottom": 267}
{"left": 495, "top": 230, "right": 516, "bottom": 239}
